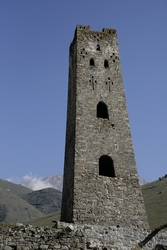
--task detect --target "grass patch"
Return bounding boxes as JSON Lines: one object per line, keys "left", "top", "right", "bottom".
{"left": 141, "top": 177, "right": 167, "bottom": 229}
{"left": 25, "top": 211, "right": 60, "bottom": 228}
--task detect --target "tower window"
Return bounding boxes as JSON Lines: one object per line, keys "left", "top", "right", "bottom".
{"left": 97, "top": 102, "right": 109, "bottom": 119}
{"left": 90, "top": 58, "right": 95, "bottom": 66}
{"left": 104, "top": 60, "right": 109, "bottom": 68}
{"left": 99, "top": 155, "right": 115, "bottom": 177}
{"left": 96, "top": 44, "right": 100, "bottom": 51}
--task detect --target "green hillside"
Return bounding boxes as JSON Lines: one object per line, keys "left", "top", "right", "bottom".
{"left": 21, "top": 188, "right": 62, "bottom": 214}
{"left": 0, "top": 187, "right": 44, "bottom": 223}
{"left": 141, "top": 176, "right": 167, "bottom": 229}
{"left": 25, "top": 211, "right": 60, "bottom": 228}
{"left": 0, "top": 180, "right": 62, "bottom": 224}
{"left": 0, "top": 179, "right": 31, "bottom": 196}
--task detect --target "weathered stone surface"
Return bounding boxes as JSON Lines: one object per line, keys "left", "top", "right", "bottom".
{"left": 66, "top": 225, "right": 74, "bottom": 232}
{"left": 39, "top": 245, "right": 49, "bottom": 249}
{"left": 0, "top": 223, "right": 167, "bottom": 250}
{"left": 61, "top": 25, "right": 149, "bottom": 229}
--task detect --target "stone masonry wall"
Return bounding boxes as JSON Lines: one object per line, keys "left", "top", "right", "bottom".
{"left": 60, "top": 32, "right": 77, "bottom": 223}
{"left": 0, "top": 222, "right": 167, "bottom": 250}
{"left": 61, "top": 25, "right": 149, "bottom": 228}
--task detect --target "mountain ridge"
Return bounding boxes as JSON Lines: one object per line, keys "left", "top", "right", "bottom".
{"left": 0, "top": 183, "right": 44, "bottom": 223}
{"left": 0, "top": 179, "right": 61, "bottom": 223}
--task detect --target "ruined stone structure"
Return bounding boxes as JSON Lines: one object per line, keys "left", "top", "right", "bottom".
{"left": 1, "top": 223, "right": 167, "bottom": 250}
{"left": 61, "top": 25, "right": 149, "bottom": 229}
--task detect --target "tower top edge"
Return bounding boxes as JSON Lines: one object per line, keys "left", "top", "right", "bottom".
{"left": 76, "top": 25, "right": 117, "bottom": 35}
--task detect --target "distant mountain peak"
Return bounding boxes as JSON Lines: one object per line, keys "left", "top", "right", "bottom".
{"left": 20, "top": 174, "right": 63, "bottom": 191}
{"left": 42, "top": 174, "right": 63, "bottom": 191}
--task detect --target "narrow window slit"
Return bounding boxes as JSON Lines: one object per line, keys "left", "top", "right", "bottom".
{"left": 90, "top": 58, "right": 95, "bottom": 66}
{"left": 96, "top": 44, "right": 100, "bottom": 51}
{"left": 104, "top": 60, "right": 109, "bottom": 68}
{"left": 109, "top": 83, "right": 111, "bottom": 92}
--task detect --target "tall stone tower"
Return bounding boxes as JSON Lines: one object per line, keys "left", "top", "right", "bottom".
{"left": 61, "top": 25, "right": 148, "bottom": 228}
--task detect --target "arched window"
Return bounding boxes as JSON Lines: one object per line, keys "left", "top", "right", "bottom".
{"left": 96, "top": 44, "right": 100, "bottom": 51}
{"left": 104, "top": 59, "right": 109, "bottom": 68}
{"left": 97, "top": 102, "right": 109, "bottom": 119}
{"left": 90, "top": 58, "right": 95, "bottom": 66}
{"left": 99, "top": 155, "right": 115, "bottom": 177}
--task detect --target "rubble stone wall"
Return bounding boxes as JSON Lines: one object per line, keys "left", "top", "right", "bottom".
{"left": 1, "top": 222, "right": 167, "bottom": 250}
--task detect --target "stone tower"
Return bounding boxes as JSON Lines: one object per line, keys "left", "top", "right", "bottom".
{"left": 61, "top": 25, "right": 148, "bottom": 228}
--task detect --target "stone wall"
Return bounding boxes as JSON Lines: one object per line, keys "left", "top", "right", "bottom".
{"left": 0, "top": 222, "right": 167, "bottom": 250}
{"left": 60, "top": 30, "right": 77, "bottom": 223}
{"left": 61, "top": 25, "right": 148, "bottom": 228}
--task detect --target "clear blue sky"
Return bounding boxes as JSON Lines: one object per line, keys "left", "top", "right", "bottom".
{"left": 0, "top": 0, "right": 167, "bottom": 183}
